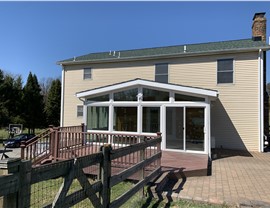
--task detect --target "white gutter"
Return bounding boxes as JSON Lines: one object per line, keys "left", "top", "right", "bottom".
{"left": 258, "top": 49, "right": 264, "bottom": 152}
{"left": 60, "top": 65, "right": 65, "bottom": 127}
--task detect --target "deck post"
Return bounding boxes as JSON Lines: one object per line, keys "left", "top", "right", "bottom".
{"left": 140, "top": 138, "right": 146, "bottom": 198}
{"left": 156, "top": 132, "right": 162, "bottom": 167}
{"left": 52, "top": 127, "right": 60, "bottom": 162}
{"left": 20, "top": 141, "right": 26, "bottom": 159}
{"left": 81, "top": 123, "right": 85, "bottom": 146}
{"left": 99, "top": 144, "right": 112, "bottom": 208}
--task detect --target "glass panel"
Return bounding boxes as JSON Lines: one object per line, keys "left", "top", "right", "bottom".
{"left": 217, "top": 71, "right": 233, "bottom": 84}
{"left": 114, "top": 107, "right": 137, "bottom": 132}
{"left": 155, "top": 75, "right": 168, "bottom": 84}
{"left": 156, "top": 64, "right": 168, "bottom": 74}
{"left": 87, "top": 106, "right": 109, "bottom": 130}
{"left": 166, "top": 107, "right": 184, "bottom": 150}
{"left": 143, "top": 107, "right": 160, "bottom": 133}
{"left": 218, "top": 59, "right": 233, "bottom": 71}
{"left": 143, "top": 88, "right": 169, "bottom": 101}
{"left": 114, "top": 88, "right": 138, "bottom": 101}
{"left": 83, "top": 68, "right": 92, "bottom": 79}
{"left": 87, "top": 94, "right": 109, "bottom": 102}
{"left": 175, "top": 94, "right": 205, "bottom": 102}
{"left": 186, "top": 108, "right": 204, "bottom": 151}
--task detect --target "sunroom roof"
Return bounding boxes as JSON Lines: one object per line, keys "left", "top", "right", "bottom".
{"left": 76, "top": 79, "right": 218, "bottom": 98}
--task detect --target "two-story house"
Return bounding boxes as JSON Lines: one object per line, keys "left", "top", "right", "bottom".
{"left": 57, "top": 13, "right": 270, "bottom": 157}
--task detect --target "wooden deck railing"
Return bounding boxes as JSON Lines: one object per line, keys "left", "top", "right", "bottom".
{"left": 21, "top": 124, "right": 161, "bottom": 166}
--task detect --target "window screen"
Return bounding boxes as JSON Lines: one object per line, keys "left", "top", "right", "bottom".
{"left": 217, "top": 59, "right": 233, "bottom": 84}
{"left": 155, "top": 64, "right": 168, "bottom": 83}
{"left": 83, "top": 68, "right": 92, "bottom": 80}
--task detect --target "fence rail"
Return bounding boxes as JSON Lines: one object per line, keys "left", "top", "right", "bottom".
{"left": 1, "top": 135, "right": 162, "bottom": 207}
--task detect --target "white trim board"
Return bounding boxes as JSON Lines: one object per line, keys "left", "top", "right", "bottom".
{"left": 76, "top": 79, "right": 219, "bottom": 98}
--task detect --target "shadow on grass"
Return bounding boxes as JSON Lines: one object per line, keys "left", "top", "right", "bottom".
{"left": 142, "top": 176, "right": 186, "bottom": 208}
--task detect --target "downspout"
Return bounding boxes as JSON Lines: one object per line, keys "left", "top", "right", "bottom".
{"left": 60, "top": 65, "right": 65, "bottom": 127}
{"left": 259, "top": 49, "right": 264, "bottom": 152}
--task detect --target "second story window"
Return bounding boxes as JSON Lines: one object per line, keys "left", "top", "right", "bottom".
{"left": 155, "top": 64, "right": 168, "bottom": 83}
{"left": 217, "top": 59, "right": 234, "bottom": 84}
{"left": 83, "top": 68, "right": 92, "bottom": 80}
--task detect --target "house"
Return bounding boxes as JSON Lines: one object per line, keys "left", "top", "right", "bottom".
{"left": 57, "top": 13, "right": 270, "bottom": 157}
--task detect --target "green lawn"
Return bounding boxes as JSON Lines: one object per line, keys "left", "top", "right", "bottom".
{"left": 29, "top": 178, "right": 233, "bottom": 208}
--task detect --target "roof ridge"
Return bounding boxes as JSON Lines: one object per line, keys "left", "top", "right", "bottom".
{"left": 78, "top": 38, "right": 253, "bottom": 56}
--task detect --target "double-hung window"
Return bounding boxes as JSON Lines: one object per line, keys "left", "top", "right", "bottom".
{"left": 217, "top": 59, "right": 234, "bottom": 84}
{"left": 83, "top": 68, "right": 92, "bottom": 80}
{"left": 77, "top": 105, "right": 83, "bottom": 117}
{"left": 155, "top": 64, "right": 168, "bottom": 83}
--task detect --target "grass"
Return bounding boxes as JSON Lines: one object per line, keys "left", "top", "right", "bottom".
{"left": 0, "top": 128, "right": 9, "bottom": 140}
{"left": 29, "top": 178, "right": 233, "bottom": 208}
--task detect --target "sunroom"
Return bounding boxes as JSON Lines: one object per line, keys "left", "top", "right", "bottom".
{"left": 76, "top": 79, "right": 218, "bottom": 156}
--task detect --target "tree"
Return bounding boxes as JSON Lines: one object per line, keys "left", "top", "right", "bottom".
{"left": 23, "top": 72, "right": 45, "bottom": 133}
{"left": 40, "top": 77, "right": 53, "bottom": 105}
{"left": 0, "top": 71, "right": 24, "bottom": 127}
{"left": 45, "top": 79, "right": 61, "bottom": 126}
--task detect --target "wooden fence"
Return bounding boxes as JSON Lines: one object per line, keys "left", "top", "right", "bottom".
{"left": 0, "top": 135, "right": 162, "bottom": 208}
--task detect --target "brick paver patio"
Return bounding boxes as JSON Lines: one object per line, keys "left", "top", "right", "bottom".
{"left": 163, "top": 150, "right": 270, "bottom": 207}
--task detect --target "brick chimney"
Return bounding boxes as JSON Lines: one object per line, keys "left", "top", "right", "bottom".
{"left": 252, "top": 12, "right": 266, "bottom": 42}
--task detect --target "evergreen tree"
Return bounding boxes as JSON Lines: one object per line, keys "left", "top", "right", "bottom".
{"left": 23, "top": 72, "right": 45, "bottom": 133}
{"left": 0, "top": 69, "right": 7, "bottom": 127}
{"left": 0, "top": 71, "right": 24, "bottom": 127}
{"left": 45, "top": 79, "right": 61, "bottom": 126}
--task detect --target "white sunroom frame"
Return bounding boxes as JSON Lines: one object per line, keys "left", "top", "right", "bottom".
{"left": 76, "top": 79, "right": 218, "bottom": 156}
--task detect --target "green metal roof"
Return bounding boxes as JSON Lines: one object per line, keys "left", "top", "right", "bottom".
{"left": 57, "top": 39, "right": 270, "bottom": 65}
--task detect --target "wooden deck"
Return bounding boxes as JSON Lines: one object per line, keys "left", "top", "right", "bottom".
{"left": 83, "top": 150, "right": 209, "bottom": 180}
{"left": 161, "top": 151, "right": 209, "bottom": 178}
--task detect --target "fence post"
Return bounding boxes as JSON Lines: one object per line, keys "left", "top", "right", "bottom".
{"left": 18, "top": 160, "right": 32, "bottom": 208}
{"left": 0, "top": 158, "right": 21, "bottom": 208}
{"left": 99, "top": 144, "right": 112, "bottom": 208}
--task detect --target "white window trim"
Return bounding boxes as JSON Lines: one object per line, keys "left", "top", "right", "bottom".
{"left": 217, "top": 58, "right": 235, "bottom": 85}
{"left": 83, "top": 68, "right": 92, "bottom": 80}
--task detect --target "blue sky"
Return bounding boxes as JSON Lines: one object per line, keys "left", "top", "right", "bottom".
{"left": 1, "top": 1, "right": 270, "bottom": 84}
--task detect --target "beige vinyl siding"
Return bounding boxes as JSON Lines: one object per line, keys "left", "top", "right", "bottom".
{"left": 63, "top": 63, "right": 154, "bottom": 126}
{"left": 169, "top": 52, "right": 259, "bottom": 151}
{"left": 62, "top": 51, "right": 260, "bottom": 151}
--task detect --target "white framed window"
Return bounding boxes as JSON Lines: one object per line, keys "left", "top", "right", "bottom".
{"left": 77, "top": 105, "right": 83, "bottom": 117}
{"left": 155, "top": 63, "right": 168, "bottom": 83}
{"left": 83, "top": 68, "right": 92, "bottom": 80}
{"left": 217, "top": 59, "right": 234, "bottom": 84}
